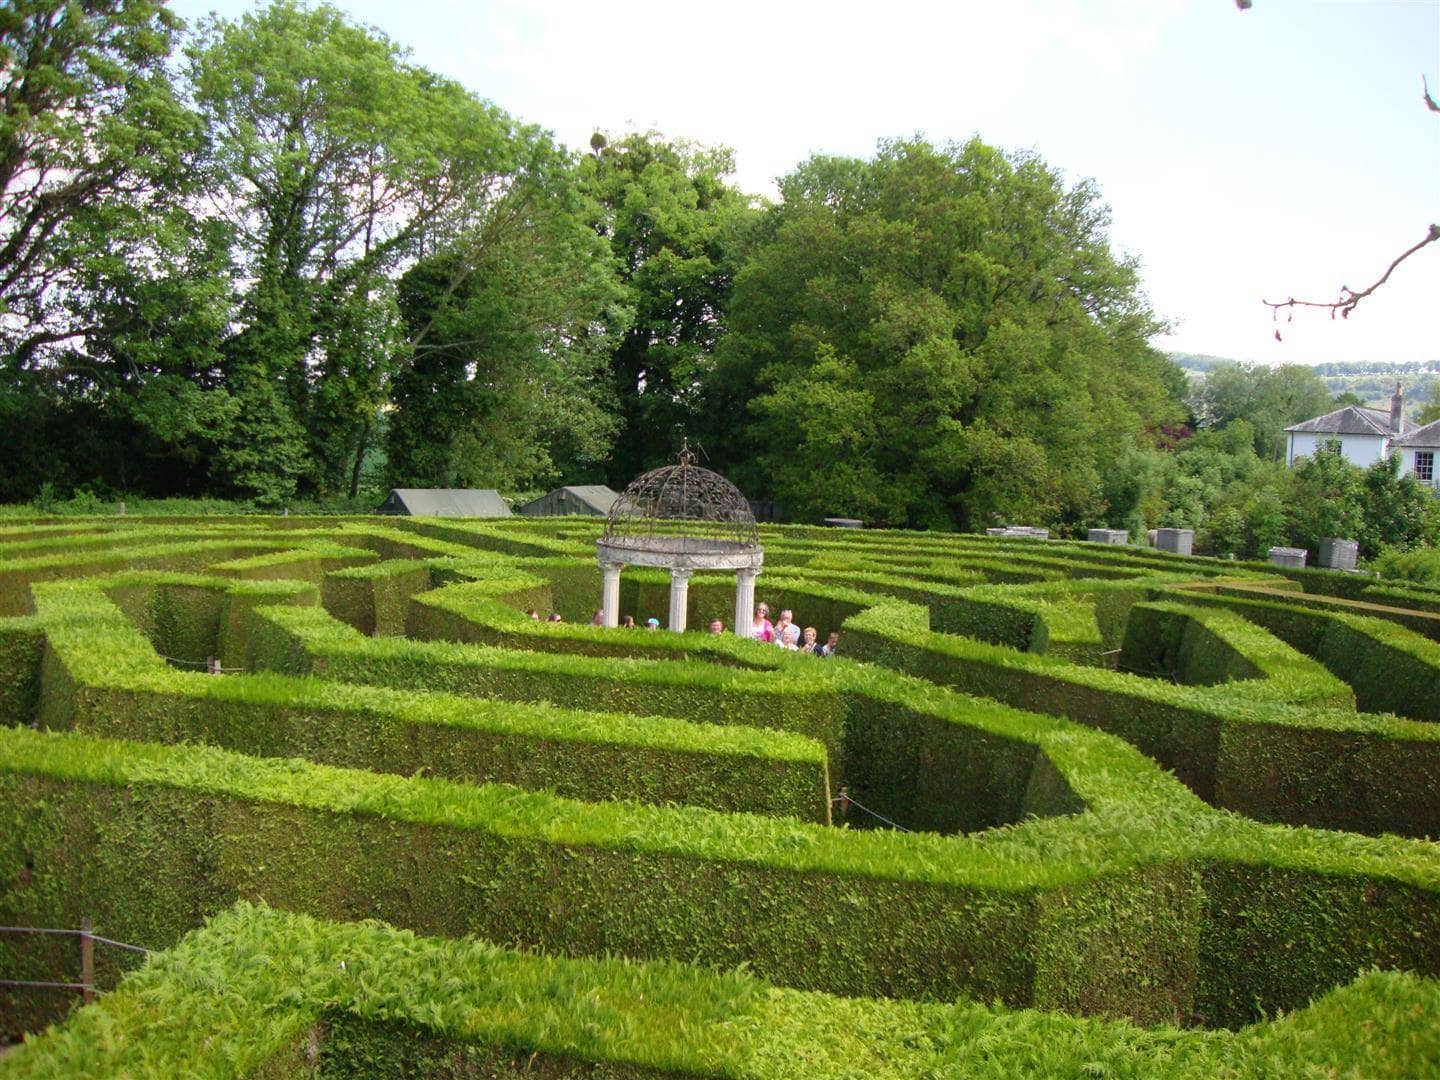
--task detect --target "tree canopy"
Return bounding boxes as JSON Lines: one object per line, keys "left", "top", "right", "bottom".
{"left": 5, "top": 0, "right": 1431, "bottom": 566}
{"left": 704, "top": 138, "right": 1183, "bottom": 530}
{"left": 1187, "top": 362, "right": 1335, "bottom": 460}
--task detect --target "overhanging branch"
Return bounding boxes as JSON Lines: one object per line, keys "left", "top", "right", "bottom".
{"left": 1264, "top": 223, "right": 1440, "bottom": 328}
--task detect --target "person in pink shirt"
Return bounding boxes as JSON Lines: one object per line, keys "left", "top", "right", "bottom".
{"left": 751, "top": 602, "right": 775, "bottom": 642}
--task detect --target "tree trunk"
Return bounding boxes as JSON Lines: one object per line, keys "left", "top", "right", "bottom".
{"left": 349, "top": 419, "right": 371, "bottom": 498}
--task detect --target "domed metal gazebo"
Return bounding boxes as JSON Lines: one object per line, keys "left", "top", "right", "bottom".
{"left": 596, "top": 443, "right": 763, "bottom": 634}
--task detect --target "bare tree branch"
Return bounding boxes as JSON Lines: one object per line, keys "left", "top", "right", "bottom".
{"left": 1264, "top": 224, "right": 1440, "bottom": 327}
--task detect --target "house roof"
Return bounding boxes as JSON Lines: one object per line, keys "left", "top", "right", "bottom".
{"left": 381, "top": 489, "right": 512, "bottom": 517}
{"left": 516, "top": 485, "right": 619, "bottom": 516}
{"left": 1284, "top": 405, "right": 1415, "bottom": 437}
{"left": 1394, "top": 419, "right": 1440, "bottom": 449}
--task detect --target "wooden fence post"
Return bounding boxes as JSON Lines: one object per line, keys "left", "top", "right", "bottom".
{"left": 80, "top": 918, "right": 94, "bottom": 1004}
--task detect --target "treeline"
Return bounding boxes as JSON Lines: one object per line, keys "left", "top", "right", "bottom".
{"left": 1112, "top": 363, "right": 1439, "bottom": 563}
{"left": 3, "top": 1, "right": 1436, "bottom": 547}
{"left": 1311, "top": 360, "right": 1440, "bottom": 378}
{"left": 1176, "top": 353, "right": 1440, "bottom": 410}
{"left": 0, "top": 0, "right": 1181, "bottom": 529}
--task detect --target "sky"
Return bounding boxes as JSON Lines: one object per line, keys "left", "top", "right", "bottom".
{"left": 168, "top": 0, "right": 1440, "bottom": 367}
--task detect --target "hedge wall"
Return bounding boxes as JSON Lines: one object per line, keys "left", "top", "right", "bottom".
{"left": 9, "top": 515, "right": 1440, "bottom": 1064}
{"left": 1171, "top": 587, "right": 1440, "bottom": 721}
{"left": 250, "top": 602, "right": 1079, "bottom": 834}
{"left": 11, "top": 903, "right": 1440, "bottom": 1078}
{"left": 31, "top": 582, "right": 831, "bottom": 822}
{"left": 99, "top": 571, "right": 318, "bottom": 670}
{"left": 322, "top": 558, "right": 436, "bottom": 637}
{"left": 1212, "top": 581, "right": 1440, "bottom": 642}
{"left": 0, "top": 615, "right": 44, "bottom": 726}
{"left": 3, "top": 726, "right": 1438, "bottom": 1041}
{"left": 1119, "top": 601, "right": 1353, "bottom": 707}
{"left": 842, "top": 599, "right": 1440, "bottom": 838}
{"left": 0, "top": 537, "right": 289, "bottom": 615}
{"left": 254, "top": 603, "right": 847, "bottom": 759}
{"left": 407, "top": 578, "right": 791, "bottom": 670}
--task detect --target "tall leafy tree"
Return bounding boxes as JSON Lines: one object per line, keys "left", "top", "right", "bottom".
{"left": 183, "top": 0, "right": 526, "bottom": 501}
{"left": 578, "top": 132, "right": 759, "bottom": 484}
{"left": 708, "top": 137, "right": 1182, "bottom": 529}
{"left": 385, "top": 165, "right": 627, "bottom": 492}
{"left": 0, "top": 0, "right": 195, "bottom": 359}
{"left": 1188, "top": 362, "right": 1334, "bottom": 460}
{"left": 0, "top": 0, "right": 235, "bottom": 500}
{"left": 1357, "top": 454, "right": 1433, "bottom": 557}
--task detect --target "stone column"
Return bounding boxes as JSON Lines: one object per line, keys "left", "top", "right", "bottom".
{"left": 600, "top": 562, "right": 622, "bottom": 628}
{"left": 667, "top": 567, "right": 692, "bottom": 632}
{"left": 734, "top": 568, "right": 759, "bottom": 639}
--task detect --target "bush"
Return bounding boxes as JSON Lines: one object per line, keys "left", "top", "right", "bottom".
{"left": 1373, "top": 545, "right": 1440, "bottom": 586}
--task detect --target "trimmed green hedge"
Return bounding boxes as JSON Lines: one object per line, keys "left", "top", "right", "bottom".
{"left": 253, "top": 602, "right": 848, "bottom": 763}
{"left": 1171, "top": 586, "right": 1440, "bottom": 721}
{"left": 1120, "top": 600, "right": 1353, "bottom": 707}
{"left": 1211, "top": 580, "right": 1440, "bottom": 642}
{"left": 100, "top": 570, "right": 318, "bottom": 670}
{"left": 10, "top": 515, "right": 1440, "bottom": 1057}
{"left": 208, "top": 542, "right": 379, "bottom": 582}
{"left": 406, "top": 578, "right": 790, "bottom": 669}
{"left": 252, "top": 597, "right": 1087, "bottom": 837}
{"left": 0, "top": 615, "right": 44, "bottom": 726}
{"left": 9, "top": 903, "right": 1440, "bottom": 1078}
{"left": 0, "top": 537, "right": 292, "bottom": 615}
{"left": 843, "top": 599, "right": 1440, "bottom": 838}
{"left": 2, "top": 725, "right": 1438, "bottom": 1038}
{"left": 31, "top": 581, "right": 832, "bottom": 823}
{"left": 322, "top": 558, "right": 436, "bottom": 637}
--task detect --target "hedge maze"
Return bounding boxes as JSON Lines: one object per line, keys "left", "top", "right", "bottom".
{"left": 3, "top": 517, "right": 1439, "bottom": 1075}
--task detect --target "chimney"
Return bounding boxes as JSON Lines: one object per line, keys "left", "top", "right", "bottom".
{"left": 1391, "top": 381, "right": 1405, "bottom": 432}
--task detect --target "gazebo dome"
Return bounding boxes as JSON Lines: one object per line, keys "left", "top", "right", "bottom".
{"left": 598, "top": 444, "right": 761, "bottom": 568}
{"left": 594, "top": 444, "right": 764, "bottom": 634}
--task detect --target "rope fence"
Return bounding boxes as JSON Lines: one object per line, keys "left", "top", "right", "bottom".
{"left": 831, "top": 789, "right": 912, "bottom": 832}
{"left": 1, "top": 922, "right": 150, "bottom": 1004}
{"left": 156, "top": 654, "right": 244, "bottom": 674}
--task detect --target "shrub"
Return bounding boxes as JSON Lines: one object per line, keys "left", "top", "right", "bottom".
{"left": 1373, "top": 545, "right": 1440, "bottom": 586}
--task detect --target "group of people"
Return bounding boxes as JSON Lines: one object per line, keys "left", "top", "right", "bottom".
{"left": 585, "top": 611, "right": 663, "bottom": 629}
{"left": 748, "top": 603, "right": 840, "bottom": 657}
{"left": 571, "top": 603, "right": 840, "bottom": 656}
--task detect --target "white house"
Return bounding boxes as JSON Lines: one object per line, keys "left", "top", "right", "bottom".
{"left": 1392, "top": 419, "right": 1440, "bottom": 492}
{"left": 1284, "top": 384, "right": 1414, "bottom": 468}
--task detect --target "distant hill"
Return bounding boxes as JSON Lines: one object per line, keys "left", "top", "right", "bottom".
{"left": 1310, "top": 359, "right": 1440, "bottom": 377}
{"left": 1165, "top": 353, "right": 1440, "bottom": 407}
{"left": 1167, "top": 352, "right": 1236, "bottom": 373}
